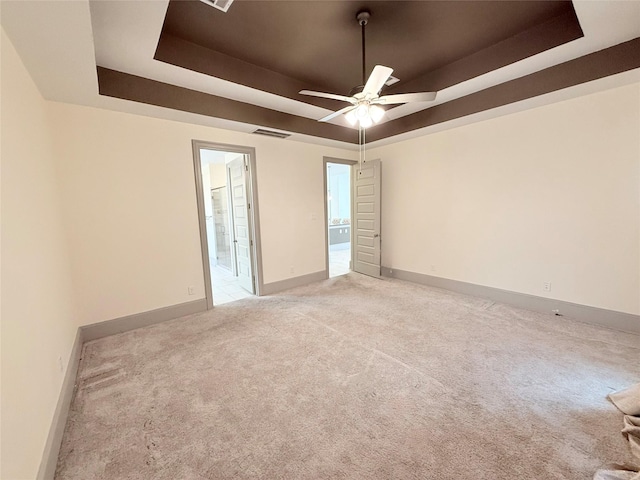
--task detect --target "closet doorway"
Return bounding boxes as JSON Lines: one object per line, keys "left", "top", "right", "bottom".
{"left": 192, "top": 141, "right": 263, "bottom": 307}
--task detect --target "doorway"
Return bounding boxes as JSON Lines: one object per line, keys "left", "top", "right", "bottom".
{"left": 192, "top": 141, "right": 263, "bottom": 308}
{"left": 324, "top": 158, "right": 356, "bottom": 278}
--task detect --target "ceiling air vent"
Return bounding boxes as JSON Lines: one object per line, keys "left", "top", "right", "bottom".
{"left": 199, "top": 0, "right": 234, "bottom": 13}
{"left": 252, "top": 129, "right": 291, "bottom": 139}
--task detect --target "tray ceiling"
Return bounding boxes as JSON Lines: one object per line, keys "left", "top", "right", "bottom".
{"left": 2, "top": 0, "right": 640, "bottom": 147}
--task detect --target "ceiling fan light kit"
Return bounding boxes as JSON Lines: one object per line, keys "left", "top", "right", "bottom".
{"left": 299, "top": 9, "right": 437, "bottom": 130}
{"left": 345, "top": 104, "right": 385, "bottom": 128}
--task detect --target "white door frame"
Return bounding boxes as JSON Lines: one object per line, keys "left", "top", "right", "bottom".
{"left": 192, "top": 140, "right": 264, "bottom": 309}
{"left": 323, "top": 156, "right": 357, "bottom": 278}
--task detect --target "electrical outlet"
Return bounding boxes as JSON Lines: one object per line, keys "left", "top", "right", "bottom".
{"left": 188, "top": 286, "right": 195, "bottom": 295}
{"left": 430, "top": 265, "right": 436, "bottom": 272}
{"left": 57, "top": 356, "right": 64, "bottom": 374}
{"left": 543, "top": 281, "right": 551, "bottom": 292}
{"left": 290, "top": 266, "right": 295, "bottom": 274}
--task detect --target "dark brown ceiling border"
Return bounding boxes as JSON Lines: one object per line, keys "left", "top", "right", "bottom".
{"left": 154, "top": 33, "right": 341, "bottom": 112}
{"left": 96, "top": 66, "right": 357, "bottom": 144}
{"left": 385, "top": 10, "right": 582, "bottom": 95}
{"left": 154, "top": 10, "right": 582, "bottom": 114}
{"left": 98, "top": 37, "right": 639, "bottom": 145}
{"left": 368, "top": 36, "right": 640, "bottom": 142}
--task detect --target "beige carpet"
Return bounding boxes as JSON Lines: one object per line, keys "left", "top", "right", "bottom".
{"left": 55, "top": 273, "right": 640, "bottom": 479}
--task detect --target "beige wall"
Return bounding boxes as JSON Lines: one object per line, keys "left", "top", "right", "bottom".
{"left": 49, "top": 102, "right": 355, "bottom": 324}
{"left": 2, "top": 27, "right": 354, "bottom": 476}
{"left": 370, "top": 82, "right": 640, "bottom": 315}
{"left": 1, "top": 29, "right": 81, "bottom": 479}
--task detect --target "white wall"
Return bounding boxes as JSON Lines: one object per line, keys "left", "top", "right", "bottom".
{"left": 1, "top": 28, "right": 80, "bottom": 480}
{"left": 49, "top": 102, "right": 355, "bottom": 324}
{"left": 201, "top": 163, "right": 213, "bottom": 217}
{"left": 370, "top": 82, "right": 640, "bottom": 315}
{"left": 209, "top": 163, "right": 226, "bottom": 189}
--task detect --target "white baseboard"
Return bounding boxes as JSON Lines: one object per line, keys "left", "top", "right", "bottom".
{"left": 382, "top": 267, "right": 639, "bottom": 335}
{"left": 262, "top": 270, "right": 327, "bottom": 295}
{"left": 37, "top": 298, "right": 208, "bottom": 479}
{"left": 37, "top": 329, "right": 84, "bottom": 480}
{"left": 81, "top": 299, "right": 208, "bottom": 342}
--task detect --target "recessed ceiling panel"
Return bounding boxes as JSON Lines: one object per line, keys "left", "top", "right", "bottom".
{"left": 158, "top": 0, "right": 579, "bottom": 95}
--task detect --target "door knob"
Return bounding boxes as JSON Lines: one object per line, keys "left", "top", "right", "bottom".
{"left": 374, "top": 234, "right": 380, "bottom": 238}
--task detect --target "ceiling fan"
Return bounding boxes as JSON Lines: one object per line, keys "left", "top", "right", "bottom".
{"left": 299, "top": 10, "right": 437, "bottom": 128}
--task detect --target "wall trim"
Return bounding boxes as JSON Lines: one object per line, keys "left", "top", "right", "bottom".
{"left": 36, "top": 329, "right": 84, "bottom": 480}
{"left": 37, "top": 299, "right": 208, "bottom": 478}
{"left": 382, "top": 267, "right": 640, "bottom": 335}
{"left": 80, "top": 299, "right": 208, "bottom": 342}
{"left": 191, "top": 140, "right": 264, "bottom": 308}
{"left": 262, "top": 270, "right": 327, "bottom": 295}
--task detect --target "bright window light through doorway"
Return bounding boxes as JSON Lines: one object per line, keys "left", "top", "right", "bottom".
{"left": 327, "top": 162, "right": 351, "bottom": 277}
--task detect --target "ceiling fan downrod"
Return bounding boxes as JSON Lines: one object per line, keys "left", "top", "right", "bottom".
{"left": 357, "top": 10, "right": 370, "bottom": 87}
{"left": 297, "top": 8, "right": 436, "bottom": 128}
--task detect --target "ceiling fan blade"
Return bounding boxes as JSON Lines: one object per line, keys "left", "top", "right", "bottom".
{"left": 362, "top": 65, "right": 393, "bottom": 97}
{"left": 374, "top": 92, "right": 437, "bottom": 104}
{"left": 299, "top": 90, "right": 355, "bottom": 103}
{"left": 319, "top": 105, "right": 357, "bottom": 123}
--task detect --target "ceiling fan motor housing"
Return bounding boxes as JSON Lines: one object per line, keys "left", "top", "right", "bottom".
{"left": 357, "top": 10, "right": 370, "bottom": 26}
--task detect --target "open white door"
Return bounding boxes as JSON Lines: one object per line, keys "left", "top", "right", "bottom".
{"left": 227, "top": 156, "right": 255, "bottom": 293}
{"left": 353, "top": 159, "right": 381, "bottom": 278}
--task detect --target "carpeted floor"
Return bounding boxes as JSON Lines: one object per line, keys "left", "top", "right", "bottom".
{"left": 55, "top": 273, "right": 640, "bottom": 479}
